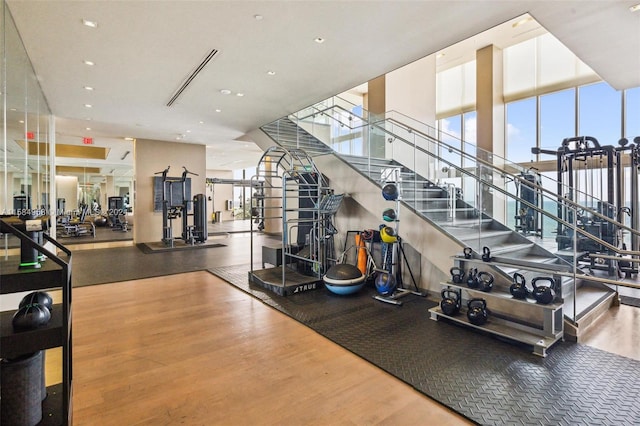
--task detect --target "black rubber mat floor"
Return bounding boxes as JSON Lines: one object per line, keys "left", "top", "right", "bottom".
{"left": 210, "top": 264, "right": 640, "bottom": 426}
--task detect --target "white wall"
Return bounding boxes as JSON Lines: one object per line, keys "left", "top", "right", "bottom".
{"left": 133, "top": 139, "right": 206, "bottom": 243}
{"left": 55, "top": 175, "right": 79, "bottom": 212}
{"left": 386, "top": 54, "right": 437, "bottom": 126}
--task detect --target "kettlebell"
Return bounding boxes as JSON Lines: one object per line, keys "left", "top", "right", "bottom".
{"left": 466, "top": 267, "right": 479, "bottom": 288}
{"left": 477, "top": 271, "right": 494, "bottom": 292}
{"left": 509, "top": 272, "right": 529, "bottom": 299}
{"left": 532, "top": 277, "right": 556, "bottom": 305}
{"left": 12, "top": 303, "right": 51, "bottom": 331}
{"left": 467, "top": 298, "right": 488, "bottom": 326}
{"left": 449, "top": 267, "right": 465, "bottom": 284}
{"left": 482, "top": 246, "right": 492, "bottom": 262}
{"left": 463, "top": 247, "right": 473, "bottom": 259}
{"left": 440, "top": 289, "right": 461, "bottom": 316}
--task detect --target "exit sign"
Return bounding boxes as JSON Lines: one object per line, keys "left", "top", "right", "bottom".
{"left": 83, "top": 137, "right": 93, "bottom": 145}
{"left": 26, "top": 132, "right": 34, "bottom": 139}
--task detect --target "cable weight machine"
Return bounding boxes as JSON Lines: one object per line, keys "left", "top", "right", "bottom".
{"left": 533, "top": 135, "right": 640, "bottom": 276}
{"left": 154, "top": 166, "right": 207, "bottom": 247}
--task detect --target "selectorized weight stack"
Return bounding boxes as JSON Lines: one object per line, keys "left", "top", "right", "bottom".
{"left": 154, "top": 166, "right": 207, "bottom": 247}
{"left": 533, "top": 135, "right": 640, "bottom": 276}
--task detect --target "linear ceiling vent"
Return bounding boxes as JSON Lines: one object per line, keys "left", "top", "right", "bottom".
{"left": 166, "top": 48, "right": 219, "bottom": 107}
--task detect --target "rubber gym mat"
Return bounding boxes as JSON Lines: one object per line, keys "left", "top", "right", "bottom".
{"left": 210, "top": 264, "right": 640, "bottom": 426}
{"left": 136, "top": 241, "right": 225, "bottom": 254}
{"left": 619, "top": 295, "right": 640, "bottom": 308}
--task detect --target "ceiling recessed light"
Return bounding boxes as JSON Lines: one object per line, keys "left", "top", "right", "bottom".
{"left": 512, "top": 16, "right": 533, "bottom": 28}
{"left": 254, "top": 14, "right": 263, "bottom": 20}
{"left": 82, "top": 19, "right": 98, "bottom": 28}
{"left": 83, "top": 86, "right": 94, "bottom": 91}
{"left": 267, "top": 70, "right": 276, "bottom": 76}
{"left": 84, "top": 104, "right": 92, "bottom": 108}
{"left": 220, "top": 89, "right": 232, "bottom": 95}
{"left": 85, "top": 127, "right": 91, "bottom": 131}
{"left": 199, "top": 121, "right": 204, "bottom": 124}
{"left": 18, "top": 120, "right": 24, "bottom": 124}
{"left": 630, "top": 3, "right": 640, "bottom": 12}
{"left": 186, "top": 130, "right": 191, "bottom": 133}
{"left": 124, "top": 137, "right": 134, "bottom": 141}
{"left": 83, "top": 60, "right": 95, "bottom": 66}
{"left": 236, "top": 93, "right": 244, "bottom": 97}
{"left": 314, "top": 37, "right": 325, "bottom": 44}
{"left": 215, "top": 109, "right": 222, "bottom": 113}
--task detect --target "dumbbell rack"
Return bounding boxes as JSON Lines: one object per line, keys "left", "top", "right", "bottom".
{"left": 429, "top": 255, "right": 564, "bottom": 357}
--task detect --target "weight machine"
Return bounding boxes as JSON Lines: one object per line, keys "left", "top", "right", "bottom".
{"left": 514, "top": 168, "right": 543, "bottom": 238}
{"left": 533, "top": 135, "right": 640, "bottom": 276}
{"left": 154, "top": 166, "right": 207, "bottom": 247}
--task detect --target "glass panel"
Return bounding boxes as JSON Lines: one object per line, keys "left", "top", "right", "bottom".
{"left": 2, "top": 4, "right": 53, "bottom": 256}
{"left": 579, "top": 82, "right": 622, "bottom": 144}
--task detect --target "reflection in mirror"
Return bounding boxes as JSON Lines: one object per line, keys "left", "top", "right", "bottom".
{"left": 2, "top": 3, "right": 52, "bottom": 256}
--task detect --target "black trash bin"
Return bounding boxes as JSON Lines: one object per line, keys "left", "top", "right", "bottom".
{"left": 1, "top": 351, "right": 43, "bottom": 426}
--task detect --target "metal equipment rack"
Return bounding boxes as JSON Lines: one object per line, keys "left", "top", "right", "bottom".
{"left": 248, "top": 146, "right": 342, "bottom": 295}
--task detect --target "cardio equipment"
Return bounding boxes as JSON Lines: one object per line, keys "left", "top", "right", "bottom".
{"left": 155, "top": 166, "right": 207, "bottom": 247}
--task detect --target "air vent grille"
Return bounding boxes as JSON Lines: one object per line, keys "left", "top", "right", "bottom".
{"left": 166, "top": 48, "right": 219, "bottom": 107}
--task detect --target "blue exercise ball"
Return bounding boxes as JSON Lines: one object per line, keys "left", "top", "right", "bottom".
{"left": 382, "top": 183, "right": 399, "bottom": 201}
{"left": 323, "top": 264, "right": 365, "bottom": 295}
{"left": 375, "top": 271, "right": 397, "bottom": 295}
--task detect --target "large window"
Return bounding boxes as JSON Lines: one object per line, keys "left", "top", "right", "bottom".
{"left": 539, "top": 88, "right": 575, "bottom": 158}
{"left": 506, "top": 97, "right": 536, "bottom": 163}
{"left": 626, "top": 87, "right": 640, "bottom": 138}
{"left": 579, "top": 82, "right": 622, "bottom": 145}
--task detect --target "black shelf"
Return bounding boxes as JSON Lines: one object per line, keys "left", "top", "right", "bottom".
{"left": 0, "top": 256, "right": 68, "bottom": 294}
{"left": 1, "top": 218, "right": 72, "bottom": 425}
{"left": 1, "top": 304, "right": 65, "bottom": 359}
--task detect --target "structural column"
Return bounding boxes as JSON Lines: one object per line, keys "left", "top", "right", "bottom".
{"left": 476, "top": 44, "right": 505, "bottom": 219}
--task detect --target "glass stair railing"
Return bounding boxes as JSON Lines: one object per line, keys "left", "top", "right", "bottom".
{"left": 260, "top": 96, "right": 640, "bottom": 329}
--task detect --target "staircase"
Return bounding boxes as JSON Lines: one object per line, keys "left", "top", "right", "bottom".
{"left": 259, "top": 111, "right": 618, "bottom": 341}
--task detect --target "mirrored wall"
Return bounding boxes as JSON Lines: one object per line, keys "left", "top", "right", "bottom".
{"left": 1, "top": 3, "right": 53, "bottom": 252}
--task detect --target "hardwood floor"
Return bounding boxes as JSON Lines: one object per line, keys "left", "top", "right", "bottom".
{"left": 68, "top": 271, "right": 472, "bottom": 425}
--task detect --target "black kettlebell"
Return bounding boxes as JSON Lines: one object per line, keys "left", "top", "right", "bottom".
{"left": 467, "top": 298, "right": 488, "bottom": 326}
{"left": 450, "top": 267, "right": 465, "bottom": 284}
{"left": 466, "top": 267, "right": 479, "bottom": 288}
{"left": 477, "top": 271, "right": 494, "bottom": 292}
{"left": 510, "top": 272, "right": 529, "bottom": 299}
{"left": 482, "top": 246, "right": 492, "bottom": 262}
{"left": 12, "top": 303, "right": 51, "bottom": 331}
{"left": 532, "top": 277, "right": 556, "bottom": 305}
{"left": 19, "top": 291, "right": 53, "bottom": 313}
{"left": 440, "top": 289, "right": 461, "bottom": 316}
{"left": 463, "top": 247, "right": 473, "bottom": 259}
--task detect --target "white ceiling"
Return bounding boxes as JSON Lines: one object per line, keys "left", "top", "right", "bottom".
{"left": 6, "top": 1, "right": 640, "bottom": 174}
